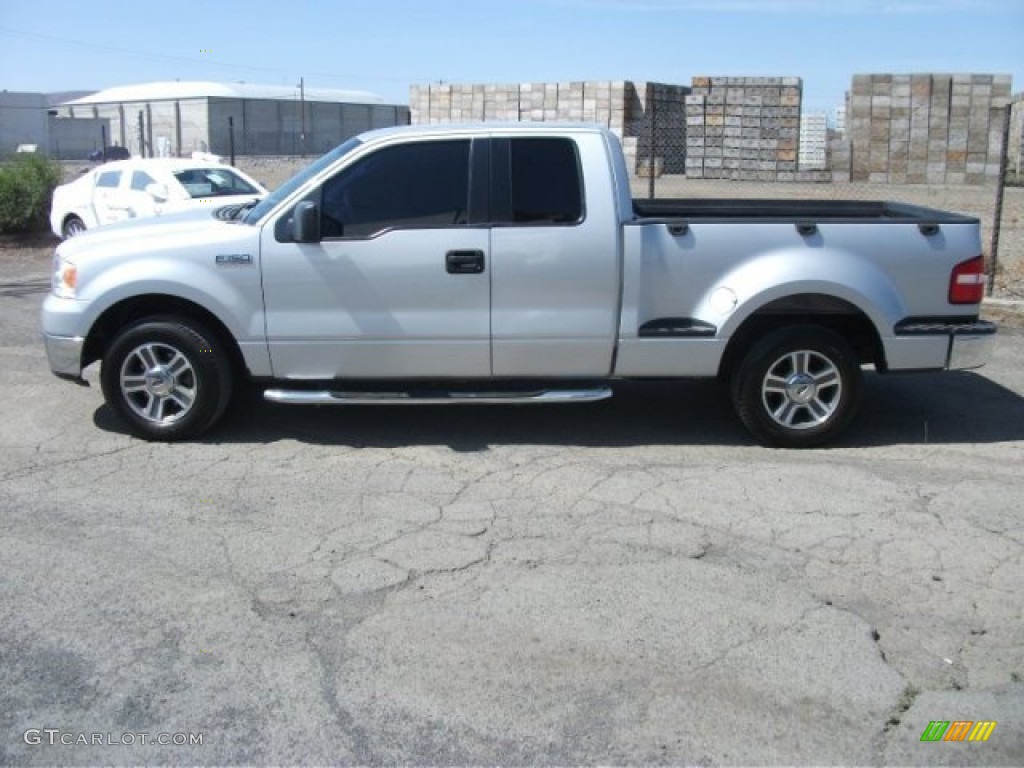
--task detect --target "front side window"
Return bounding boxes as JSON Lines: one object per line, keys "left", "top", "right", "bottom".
{"left": 173, "top": 168, "right": 260, "bottom": 198}
{"left": 508, "top": 138, "right": 583, "bottom": 225}
{"left": 320, "top": 140, "right": 470, "bottom": 238}
{"left": 96, "top": 171, "right": 121, "bottom": 188}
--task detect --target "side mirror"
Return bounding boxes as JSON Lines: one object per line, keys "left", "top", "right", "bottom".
{"left": 292, "top": 201, "right": 321, "bottom": 243}
{"left": 145, "top": 182, "right": 169, "bottom": 202}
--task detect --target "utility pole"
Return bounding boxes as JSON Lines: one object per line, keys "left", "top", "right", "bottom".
{"left": 989, "top": 104, "right": 1013, "bottom": 295}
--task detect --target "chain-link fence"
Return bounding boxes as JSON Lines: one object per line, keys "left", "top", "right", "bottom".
{"left": 214, "top": 102, "right": 409, "bottom": 159}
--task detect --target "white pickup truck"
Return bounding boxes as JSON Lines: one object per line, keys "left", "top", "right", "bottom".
{"left": 42, "top": 123, "right": 995, "bottom": 447}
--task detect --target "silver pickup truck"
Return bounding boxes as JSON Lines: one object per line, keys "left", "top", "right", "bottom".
{"left": 42, "top": 123, "right": 996, "bottom": 447}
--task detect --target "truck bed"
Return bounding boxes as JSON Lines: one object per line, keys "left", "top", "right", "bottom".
{"left": 633, "top": 198, "right": 979, "bottom": 224}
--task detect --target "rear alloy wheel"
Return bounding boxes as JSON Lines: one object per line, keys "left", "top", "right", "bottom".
{"left": 732, "top": 325, "right": 862, "bottom": 448}
{"left": 62, "top": 216, "right": 86, "bottom": 238}
{"left": 100, "top": 318, "right": 233, "bottom": 441}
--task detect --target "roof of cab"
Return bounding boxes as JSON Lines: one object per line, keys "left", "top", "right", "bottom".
{"left": 358, "top": 122, "right": 614, "bottom": 142}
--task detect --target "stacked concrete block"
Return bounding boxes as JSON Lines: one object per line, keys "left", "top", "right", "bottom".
{"left": 451, "top": 85, "right": 484, "bottom": 122}
{"left": 410, "top": 80, "right": 687, "bottom": 175}
{"left": 684, "top": 93, "right": 706, "bottom": 178}
{"left": 412, "top": 80, "right": 639, "bottom": 132}
{"left": 485, "top": 84, "right": 520, "bottom": 122}
{"left": 968, "top": 75, "right": 1001, "bottom": 185}
{"left": 799, "top": 112, "right": 828, "bottom": 169}
{"left": 834, "top": 106, "right": 847, "bottom": 135}
{"left": 685, "top": 76, "right": 802, "bottom": 181}
{"left": 829, "top": 136, "right": 852, "bottom": 182}
{"left": 907, "top": 75, "right": 930, "bottom": 183}
{"left": 848, "top": 73, "right": 1012, "bottom": 184}
{"left": 927, "top": 75, "right": 951, "bottom": 183}
{"left": 981, "top": 77, "right": 1012, "bottom": 184}
{"left": 412, "top": 80, "right": 630, "bottom": 130}
{"left": 1010, "top": 93, "right": 1024, "bottom": 180}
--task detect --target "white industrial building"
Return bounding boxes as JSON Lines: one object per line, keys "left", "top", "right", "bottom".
{"left": 0, "top": 90, "right": 104, "bottom": 157}
{"left": 57, "top": 81, "right": 409, "bottom": 157}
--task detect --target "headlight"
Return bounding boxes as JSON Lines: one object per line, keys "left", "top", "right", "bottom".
{"left": 52, "top": 253, "right": 77, "bottom": 298}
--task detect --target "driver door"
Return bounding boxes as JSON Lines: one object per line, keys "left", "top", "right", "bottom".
{"left": 261, "top": 138, "right": 491, "bottom": 380}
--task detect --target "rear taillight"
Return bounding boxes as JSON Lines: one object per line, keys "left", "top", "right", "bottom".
{"left": 949, "top": 255, "right": 987, "bottom": 305}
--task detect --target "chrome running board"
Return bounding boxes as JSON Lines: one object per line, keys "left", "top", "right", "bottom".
{"left": 263, "top": 387, "right": 613, "bottom": 406}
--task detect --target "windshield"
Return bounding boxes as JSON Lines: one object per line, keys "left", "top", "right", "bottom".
{"left": 243, "top": 137, "right": 363, "bottom": 225}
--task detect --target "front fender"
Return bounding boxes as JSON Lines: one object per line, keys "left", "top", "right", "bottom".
{"left": 59, "top": 218, "right": 265, "bottom": 342}
{"left": 79, "top": 262, "right": 265, "bottom": 344}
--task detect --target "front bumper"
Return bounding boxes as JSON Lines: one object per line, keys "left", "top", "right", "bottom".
{"left": 43, "top": 332, "right": 85, "bottom": 378}
{"left": 892, "top": 319, "right": 997, "bottom": 371}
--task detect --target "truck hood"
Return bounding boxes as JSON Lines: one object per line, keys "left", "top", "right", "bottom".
{"left": 57, "top": 207, "right": 249, "bottom": 261}
{"left": 54, "top": 204, "right": 263, "bottom": 308}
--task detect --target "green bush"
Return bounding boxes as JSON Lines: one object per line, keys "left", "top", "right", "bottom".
{"left": 0, "top": 154, "right": 63, "bottom": 234}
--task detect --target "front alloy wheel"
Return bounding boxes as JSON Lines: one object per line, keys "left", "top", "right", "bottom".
{"left": 101, "top": 318, "right": 233, "bottom": 441}
{"left": 732, "top": 325, "right": 862, "bottom": 448}
{"left": 118, "top": 342, "right": 198, "bottom": 426}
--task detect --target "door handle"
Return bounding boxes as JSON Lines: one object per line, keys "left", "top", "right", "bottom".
{"left": 446, "top": 249, "right": 485, "bottom": 274}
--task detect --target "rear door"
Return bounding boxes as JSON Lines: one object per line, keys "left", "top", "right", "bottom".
{"left": 489, "top": 134, "right": 621, "bottom": 376}
{"left": 91, "top": 168, "right": 127, "bottom": 225}
{"left": 122, "top": 168, "right": 160, "bottom": 219}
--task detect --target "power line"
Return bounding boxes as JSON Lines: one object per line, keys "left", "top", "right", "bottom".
{"left": 0, "top": 26, "right": 293, "bottom": 75}
{"left": 0, "top": 26, "right": 418, "bottom": 86}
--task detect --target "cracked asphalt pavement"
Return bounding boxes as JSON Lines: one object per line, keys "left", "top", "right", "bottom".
{"left": 1, "top": 250, "right": 1023, "bottom": 765}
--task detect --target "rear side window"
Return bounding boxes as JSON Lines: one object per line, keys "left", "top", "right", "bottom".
{"left": 96, "top": 171, "right": 121, "bottom": 188}
{"left": 130, "top": 170, "right": 156, "bottom": 191}
{"left": 507, "top": 138, "right": 583, "bottom": 225}
{"left": 320, "top": 140, "right": 470, "bottom": 238}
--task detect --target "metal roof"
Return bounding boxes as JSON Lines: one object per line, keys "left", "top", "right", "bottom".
{"left": 47, "top": 91, "right": 96, "bottom": 106}
{"left": 61, "top": 80, "right": 386, "bottom": 106}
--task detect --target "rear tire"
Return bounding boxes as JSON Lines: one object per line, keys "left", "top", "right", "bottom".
{"left": 100, "top": 317, "right": 233, "bottom": 441}
{"left": 731, "top": 325, "right": 862, "bottom": 448}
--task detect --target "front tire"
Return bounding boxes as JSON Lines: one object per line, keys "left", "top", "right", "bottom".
{"left": 100, "top": 318, "right": 233, "bottom": 441}
{"left": 62, "top": 215, "right": 86, "bottom": 238}
{"left": 731, "top": 325, "right": 862, "bottom": 448}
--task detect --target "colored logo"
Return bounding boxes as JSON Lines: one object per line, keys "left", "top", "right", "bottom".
{"left": 920, "top": 720, "right": 997, "bottom": 742}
